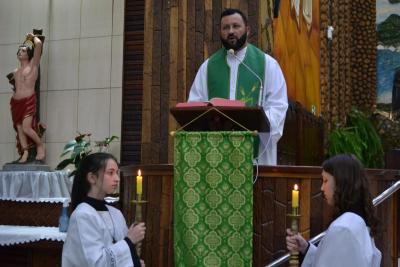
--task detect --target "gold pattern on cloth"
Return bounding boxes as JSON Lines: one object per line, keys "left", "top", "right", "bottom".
{"left": 173, "top": 131, "right": 254, "bottom": 267}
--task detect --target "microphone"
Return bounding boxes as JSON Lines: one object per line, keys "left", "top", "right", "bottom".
{"left": 227, "top": 49, "right": 264, "bottom": 106}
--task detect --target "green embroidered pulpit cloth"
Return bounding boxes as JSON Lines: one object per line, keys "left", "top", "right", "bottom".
{"left": 173, "top": 131, "right": 254, "bottom": 267}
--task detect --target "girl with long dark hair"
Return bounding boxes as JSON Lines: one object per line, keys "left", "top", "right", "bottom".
{"left": 286, "top": 154, "right": 381, "bottom": 266}
{"left": 62, "top": 153, "right": 146, "bottom": 267}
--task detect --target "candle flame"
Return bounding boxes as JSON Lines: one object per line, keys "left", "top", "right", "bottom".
{"left": 294, "top": 184, "right": 299, "bottom": 190}
{"left": 138, "top": 169, "right": 141, "bottom": 176}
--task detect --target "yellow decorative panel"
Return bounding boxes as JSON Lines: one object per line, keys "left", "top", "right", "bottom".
{"left": 273, "top": 0, "right": 320, "bottom": 114}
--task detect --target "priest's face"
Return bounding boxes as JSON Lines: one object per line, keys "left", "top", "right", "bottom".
{"left": 220, "top": 13, "right": 249, "bottom": 51}
{"left": 321, "top": 170, "right": 336, "bottom": 206}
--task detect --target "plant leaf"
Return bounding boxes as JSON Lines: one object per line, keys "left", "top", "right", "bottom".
{"left": 63, "top": 140, "right": 77, "bottom": 150}
{"left": 56, "top": 159, "right": 72, "bottom": 170}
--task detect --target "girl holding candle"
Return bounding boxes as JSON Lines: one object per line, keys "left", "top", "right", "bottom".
{"left": 286, "top": 154, "right": 381, "bottom": 267}
{"left": 62, "top": 152, "right": 146, "bottom": 267}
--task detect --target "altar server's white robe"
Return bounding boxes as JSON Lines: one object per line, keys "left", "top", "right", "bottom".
{"left": 62, "top": 203, "right": 135, "bottom": 267}
{"left": 188, "top": 46, "right": 288, "bottom": 165}
{"left": 302, "top": 212, "right": 381, "bottom": 267}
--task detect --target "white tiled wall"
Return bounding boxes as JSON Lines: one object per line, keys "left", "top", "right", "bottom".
{"left": 77, "top": 88, "right": 111, "bottom": 140}
{"left": 78, "top": 36, "right": 112, "bottom": 89}
{"left": 47, "top": 39, "right": 80, "bottom": 90}
{"left": 0, "top": 92, "right": 15, "bottom": 143}
{"left": 0, "top": 0, "right": 124, "bottom": 169}
{"left": 46, "top": 90, "right": 79, "bottom": 143}
{"left": 0, "top": 44, "right": 20, "bottom": 92}
{"left": 49, "top": 0, "right": 81, "bottom": 40}
{"left": 19, "top": 0, "right": 50, "bottom": 38}
{"left": 0, "top": 1, "right": 22, "bottom": 45}
{"left": 80, "top": 0, "right": 113, "bottom": 38}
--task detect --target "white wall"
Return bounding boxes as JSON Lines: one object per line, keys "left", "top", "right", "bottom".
{"left": 0, "top": 0, "right": 124, "bottom": 169}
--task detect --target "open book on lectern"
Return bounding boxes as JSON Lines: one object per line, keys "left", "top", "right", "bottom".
{"left": 175, "top": 97, "right": 245, "bottom": 108}
{"left": 171, "top": 98, "right": 269, "bottom": 132}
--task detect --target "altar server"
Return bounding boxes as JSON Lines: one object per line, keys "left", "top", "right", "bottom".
{"left": 62, "top": 153, "right": 145, "bottom": 267}
{"left": 286, "top": 154, "right": 381, "bottom": 267}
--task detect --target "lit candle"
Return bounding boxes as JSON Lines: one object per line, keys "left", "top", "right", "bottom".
{"left": 292, "top": 184, "right": 299, "bottom": 208}
{"left": 136, "top": 169, "right": 143, "bottom": 195}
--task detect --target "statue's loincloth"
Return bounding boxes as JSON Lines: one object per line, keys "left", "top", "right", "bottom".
{"left": 10, "top": 93, "right": 39, "bottom": 155}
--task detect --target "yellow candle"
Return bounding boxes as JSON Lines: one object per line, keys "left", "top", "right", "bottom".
{"left": 136, "top": 169, "right": 143, "bottom": 195}
{"left": 292, "top": 184, "right": 299, "bottom": 208}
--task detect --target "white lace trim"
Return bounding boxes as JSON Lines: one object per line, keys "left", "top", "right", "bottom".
{"left": 0, "top": 197, "right": 69, "bottom": 203}
{"left": 0, "top": 225, "right": 66, "bottom": 246}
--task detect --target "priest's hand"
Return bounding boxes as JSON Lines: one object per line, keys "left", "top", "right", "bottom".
{"left": 128, "top": 222, "right": 146, "bottom": 244}
{"left": 286, "top": 228, "right": 308, "bottom": 254}
{"left": 140, "top": 259, "right": 145, "bottom": 267}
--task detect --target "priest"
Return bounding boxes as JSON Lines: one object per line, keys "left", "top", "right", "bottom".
{"left": 188, "top": 8, "right": 288, "bottom": 165}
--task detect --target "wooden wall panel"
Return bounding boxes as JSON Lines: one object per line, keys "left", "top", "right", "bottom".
{"left": 211, "top": 1, "right": 222, "bottom": 53}
{"left": 330, "top": 0, "right": 352, "bottom": 123}
{"left": 121, "top": 164, "right": 399, "bottom": 267}
{"left": 194, "top": 0, "right": 204, "bottom": 71}
{"left": 159, "top": 0, "right": 171, "bottom": 164}
{"left": 278, "top": 101, "right": 325, "bottom": 165}
{"left": 168, "top": 2, "right": 179, "bottom": 161}
{"left": 186, "top": 0, "right": 196, "bottom": 100}
{"left": 350, "top": 0, "right": 377, "bottom": 110}
{"left": 121, "top": 0, "right": 145, "bottom": 165}
{"left": 320, "top": 0, "right": 331, "bottom": 132}
{"left": 0, "top": 241, "right": 63, "bottom": 267}
{"left": 177, "top": 0, "right": 188, "bottom": 101}
{"left": 319, "top": 0, "right": 376, "bottom": 130}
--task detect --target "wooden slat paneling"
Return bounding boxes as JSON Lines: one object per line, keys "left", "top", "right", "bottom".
{"left": 121, "top": 0, "right": 145, "bottom": 165}
{"left": 0, "top": 241, "right": 63, "bottom": 267}
{"left": 158, "top": 0, "right": 171, "bottom": 163}
{"left": 168, "top": 3, "right": 179, "bottom": 161}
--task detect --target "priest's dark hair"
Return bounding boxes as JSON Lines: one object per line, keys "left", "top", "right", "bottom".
{"left": 322, "top": 154, "right": 379, "bottom": 237}
{"left": 221, "top": 8, "right": 248, "bottom": 25}
{"left": 71, "top": 152, "right": 119, "bottom": 211}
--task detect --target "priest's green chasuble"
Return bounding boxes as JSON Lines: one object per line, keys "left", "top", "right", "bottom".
{"left": 207, "top": 44, "right": 265, "bottom": 106}
{"left": 173, "top": 131, "right": 254, "bottom": 267}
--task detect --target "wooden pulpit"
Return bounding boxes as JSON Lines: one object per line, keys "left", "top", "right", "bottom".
{"left": 170, "top": 105, "right": 270, "bottom": 132}
{"left": 169, "top": 102, "right": 271, "bottom": 266}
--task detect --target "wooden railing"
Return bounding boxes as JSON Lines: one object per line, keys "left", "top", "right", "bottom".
{"left": 120, "top": 164, "right": 399, "bottom": 267}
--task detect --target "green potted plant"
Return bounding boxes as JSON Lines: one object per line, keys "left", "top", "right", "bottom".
{"left": 328, "top": 108, "right": 384, "bottom": 168}
{"left": 56, "top": 133, "right": 118, "bottom": 176}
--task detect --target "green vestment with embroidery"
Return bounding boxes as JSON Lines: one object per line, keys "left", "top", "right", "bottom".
{"left": 206, "top": 44, "right": 265, "bottom": 107}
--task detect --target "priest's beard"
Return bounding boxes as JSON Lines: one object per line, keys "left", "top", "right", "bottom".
{"left": 221, "top": 32, "right": 247, "bottom": 51}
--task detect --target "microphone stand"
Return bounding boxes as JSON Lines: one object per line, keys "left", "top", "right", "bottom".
{"left": 227, "top": 49, "right": 264, "bottom": 106}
